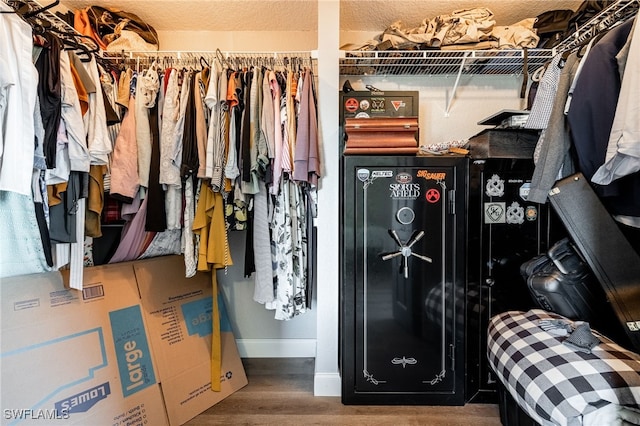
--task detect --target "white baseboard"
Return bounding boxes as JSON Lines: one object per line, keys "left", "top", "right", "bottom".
{"left": 313, "top": 372, "right": 341, "bottom": 396}
{"left": 235, "top": 338, "right": 317, "bottom": 358}
{"left": 235, "top": 338, "right": 341, "bottom": 396}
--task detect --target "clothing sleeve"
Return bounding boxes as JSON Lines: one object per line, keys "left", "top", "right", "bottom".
{"left": 528, "top": 54, "right": 580, "bottom": 203}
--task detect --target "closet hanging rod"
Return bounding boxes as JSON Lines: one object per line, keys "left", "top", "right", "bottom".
{"left": 101, "top": 50, "right": 319, "bottom": 60}
{"left": 3, "top": 0, "right": 72, "bottom": 32}
{"left": 553, "top": 0, "right": 639, "bottom": 54}
{"left": 2, "top": 0, "right": 99, "bottom": 53}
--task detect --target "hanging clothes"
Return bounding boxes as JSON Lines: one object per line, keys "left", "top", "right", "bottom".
{"left": 193, "top": 182, "right": 233, "bottom": 272}
{"left": 0, "top": 25, "right": 321, "bottom": 321}
{"left": 252, "top": 180, "right": 274, "bottom": 304}
{"left": 78, "top": 54, "right": 112, "bottom": 165}
{"left": 59, "top": 50, "right": 90, "bottom": 173}
{"left": 109, "top": 194, "right": 154, "bottom": 263}
{"left": 224, "top": 71, "right": 241, "bottom": 183}
{"left": 182, "top": 177, "right": 197, "bottom": 278}
{"left": 527, "top": 52, "right": 580, "bottom": 204}
{"left": 268, "top": 178, "right": 307, "bottom": 320}
{"left": 293, "top": 68, "right": 321, "bottom": 186}
{"left": 181, "top": 71, "right": 199, "bottom": 180}
{"left": 0, "top": 5, "right": 39, "bottom": 196}
{"left": 36, "top": 32, "right": 62, "bottom": 170}
{"left": 568, "top": 18, "right": 640, "bottom": 218}
{"left": 268, "top": 70, "right": 284, "bottom": 195}
{"left": 195, "top": 71, "right": 209, "bottom": 179}
{"left": 191, "top": 181, "right": 232, "bottom": 391}
{"left": 592, "top": 17, "right": 640, "bottom": 186}
{"left": 0, "top": 191, "right": 51, "bottom": 277}
{"left": 159, "top": 68, "right": 183, "bottom": 230}
{"left": 203, "top": 62, "right": 224, "bottom": 187}
{"left": 109, "top": 94, "right": 139, "bottom": 203}
{"left": 86, "top": 164, "right": 107, "bottom": 237}
{"left": 135, "top": 65, "right": 160, "bottom": 191}
{"left": 145, "top": 92, "right": 167, "bottom": 231}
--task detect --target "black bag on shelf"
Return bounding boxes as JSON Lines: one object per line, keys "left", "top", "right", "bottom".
{"left": 534, "top": 9, "right": 574, "bottom": 48}
{"left": 533, "top": 1, "right": 617, "bottom": 49}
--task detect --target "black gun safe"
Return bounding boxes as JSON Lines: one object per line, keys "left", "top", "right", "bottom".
{"left": 465, "top": 154, "right": 559, "bottom": 403}
{"left": 340, "top": 155, "right": 468, "bottom": 405}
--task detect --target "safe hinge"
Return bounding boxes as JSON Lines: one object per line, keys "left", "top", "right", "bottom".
{"left": 449, "top": 344, "right": 455, "bottom": 371}
{"left": 448, "top": 190, "right": 456, "bottom": 214}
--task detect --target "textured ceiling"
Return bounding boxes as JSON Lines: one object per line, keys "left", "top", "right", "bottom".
{"left": 58, "top": 0, "right": 584, "bottom": 32}
{"left": 58, "top": 0, "right": 319, "bottom": 31}
{"left": 341, "top": 0, "right": 585, "bottom": 32}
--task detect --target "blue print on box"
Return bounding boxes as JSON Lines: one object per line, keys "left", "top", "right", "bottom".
{"left": 109, "top": 306, "right": 156, "bottom": 397}
{"left": 54, "top": 382, "right": 111, "bottom": 414}
{"left": 181, "top": 295, "right": 231, "bottom": 338}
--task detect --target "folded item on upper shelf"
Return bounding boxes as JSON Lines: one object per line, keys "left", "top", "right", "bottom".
{"left": 344, "top": 117, "right": 419, "bottom": 151}
{"left": 343, "top": 146, "right": 419, "bottom": 155}
{"left": 345, "top": 8, "right": 540, "bottom": 51}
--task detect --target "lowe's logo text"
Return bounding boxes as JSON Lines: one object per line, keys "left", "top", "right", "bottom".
{"left": 55, "top": 382, "right": 110, "bottom": 414}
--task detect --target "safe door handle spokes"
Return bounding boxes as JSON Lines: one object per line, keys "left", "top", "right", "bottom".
{"left": 380, "top": 229, "right": 433, "bottom": 279}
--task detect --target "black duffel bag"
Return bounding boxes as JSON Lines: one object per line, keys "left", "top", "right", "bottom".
{"left": 534, "top": 9, "right": 574, "bottom": 48}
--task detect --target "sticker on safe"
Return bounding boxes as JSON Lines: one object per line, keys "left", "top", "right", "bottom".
{"left": 484, "top": 202, "right": 506, "bottom": 223}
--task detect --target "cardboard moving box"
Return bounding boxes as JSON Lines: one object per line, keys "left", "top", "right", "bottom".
{"left": 133, "top": 256, "right": 248, "bottom": 426}
{"left": 1, "top": 256, "right": 247, "bottom": 426}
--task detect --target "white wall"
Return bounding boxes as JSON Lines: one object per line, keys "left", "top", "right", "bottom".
{"left": 314, "top": 0, "right": 342, "bottom": 397}
{"left": 219, "top": 232, "right": 317, "bottom": 359}
{"left": 340, "top": 74, "right": 528, "bottom": 145}
{"left": 156, "top": 31, "right": 318, "bottom": 52}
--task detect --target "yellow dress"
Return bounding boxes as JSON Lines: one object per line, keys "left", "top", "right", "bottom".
{"left": 192, "top": 182, "right": 233, "bottom": 391}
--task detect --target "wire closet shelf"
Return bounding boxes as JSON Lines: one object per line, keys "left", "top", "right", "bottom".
{"left": 339, "top": 49, "right": 553, "bottom": 77}
{"left": 339, "top": 0, "right": 639, "bottom": 77}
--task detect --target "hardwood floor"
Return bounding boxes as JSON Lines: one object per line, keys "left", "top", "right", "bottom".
{"left": 185, "top": 358, "right": 502, "bottom": 426}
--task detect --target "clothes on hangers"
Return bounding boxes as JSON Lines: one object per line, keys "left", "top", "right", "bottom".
{"left": 591, "top": 17, "right": 640, "bottom": 186}
{"left": 194, "top": 57, "right": 321, "bottom": 318}
{"left": 527, "top": 13, "right": 640, "bottom": 232}
{"left": 159, "top": 68, "right": 183, "bottom": 230}
{"left": 97, "top": 53, "right": 319, "bottom": 318}
{"left": 568, "top": 17, "right": 640, "bottom": 218}
{"left": 292, "top": 68, "right": 320, "bottom": 185}
{"left": 204, "top": 61, "right": 223, "bottom": 184}
{"left": 0, "top": 9, "right": 50, "bottom": 275}
{"left": 135, "top": 64, "right": 159, "bottom": 190}
{"left": 109, "top": 93, "right": 139, "bottom": 203}
{"left": 527, "top": 52, "right": 580, "bottom": 204}
{"left": 36, "top": 31, "right": 62, "bottom": 169}
{"left": 1, "top": 5, "right": 112, "bottom": 284}
{"left": 194, "top": 71, "right": 208, "bottom": 179}
{"left": 523, "top": 55, "right": 563, "bottom": 130}
{"left": 81, "top": 54, "right": 111, "bottom": 165}
{"left": 145, "top": 91, "right": 167, "bottom": 232}
{"left": 1, "top": 20, "right": 321, "bottom": 316}
{"left": 60, "top": 51, "right": 90, "bottom": 172}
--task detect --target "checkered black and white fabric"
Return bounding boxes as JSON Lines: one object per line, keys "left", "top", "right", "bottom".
{"left": 488, "top": 309, "right": 640, "bottom": 426}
